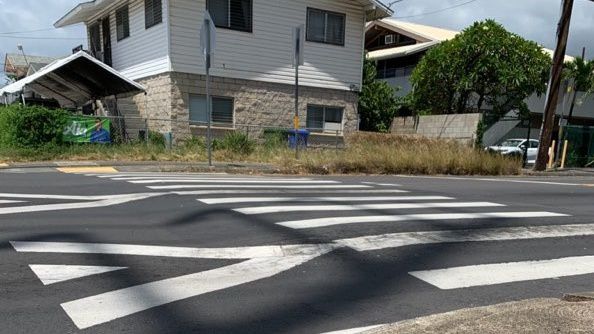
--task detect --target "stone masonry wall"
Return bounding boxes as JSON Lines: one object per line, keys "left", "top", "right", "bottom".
{"left": 120, "top": 72, "right": 359, "bottom": 142}
{"left": 132, "top": 73, "right": 174, "bottom": 133}
{"left": 170, "top": 72, "right": 359, "bottom": 140}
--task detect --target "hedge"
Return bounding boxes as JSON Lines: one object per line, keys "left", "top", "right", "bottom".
{"left": 0, "top": 105, "right": 69, "bottom": 148}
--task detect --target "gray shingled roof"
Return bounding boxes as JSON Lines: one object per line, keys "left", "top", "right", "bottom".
{"left": 5, "top": 53, "right": 59, "bottom": 67}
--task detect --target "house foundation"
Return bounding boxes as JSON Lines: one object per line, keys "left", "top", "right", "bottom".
{"left": 120, "top": 72, "right": 359, "bottom": 141}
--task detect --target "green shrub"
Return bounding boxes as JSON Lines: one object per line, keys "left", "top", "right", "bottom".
{"left": 148, "top": 131, "right": 166, "bottom": 147}
{"left": 263, "top": 128, "right": 288, "bottom": 148}
{"left": 218, "top": 132, "right": 255, "bottom": 155}
{"left": 180, "top": 136, "right": 205, "bottom": 150}
{"left": 0, "top": 105, "right": 69, "bottom": 148}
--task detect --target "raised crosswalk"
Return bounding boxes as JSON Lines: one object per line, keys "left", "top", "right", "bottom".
{"left": 82, "top": 172, "right": 589, "bottom": 294}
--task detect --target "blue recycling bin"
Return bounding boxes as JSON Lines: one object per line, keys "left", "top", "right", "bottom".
{"left": 288, "top": 129, "right": 310, "bottom": 148}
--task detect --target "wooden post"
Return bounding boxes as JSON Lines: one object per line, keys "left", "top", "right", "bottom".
{"left": 548, "top": 140, "right": 557, "bottom": 169}
{"left": 561, "top": 140, "right": 569, "bottom": 169}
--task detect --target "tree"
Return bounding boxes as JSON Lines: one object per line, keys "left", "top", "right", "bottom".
{"left": 410, "top": 20, "right": 551, "bottom": 118}
{"left": 358, "top": 58, "right": 399, "bottom": 132}
{"left": 564, "top": 56, "right": 594, "bottom": 124}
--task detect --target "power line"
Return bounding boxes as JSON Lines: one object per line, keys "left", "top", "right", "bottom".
{"left": 0, "top": 28, "right": 59, "bottom": 35}
{"left": 394, "top": 0, "right": 482, "bottom": 19}
{"left": 0, "top": 35, "right": 85, "bottom": 40}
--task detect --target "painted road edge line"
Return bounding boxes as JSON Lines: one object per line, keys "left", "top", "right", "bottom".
{"left": 57, "top": 167, "right": 119, "bottom": 174}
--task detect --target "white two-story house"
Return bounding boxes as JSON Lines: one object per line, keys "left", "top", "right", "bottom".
{"left": 55, "top": 0, "right": 392, "bottom": 138}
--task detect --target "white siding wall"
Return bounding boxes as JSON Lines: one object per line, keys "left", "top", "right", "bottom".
{"left": 169, "top": 0, "right": 366, "bottom": 91}
{"left": 86, "top": 0, "right": 171, "bottom": 80}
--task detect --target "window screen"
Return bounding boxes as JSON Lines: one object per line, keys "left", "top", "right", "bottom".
{"left": 306, "top": 8, "right": 345, "bottom": 46}
{"left": 207, "top": 0, "right": 253, "bottom": 32}
{"left": 307, "top": 105, "right": 344, "bottom": 130}
{"left": 306, "top": 106, "right": 324, "bottom": 130}
{"left": 116, "top": 5, "right": 130, "bottom": 41}
{"left": 145, "top": 0, "right": 163, "bottom": 29}
{"left": 189, "top": 95, "right": 234, "bottom": 125}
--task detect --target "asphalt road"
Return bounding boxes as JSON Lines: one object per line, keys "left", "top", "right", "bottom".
{"left": 2, "top": 169, "right": 594, "bottom": 334}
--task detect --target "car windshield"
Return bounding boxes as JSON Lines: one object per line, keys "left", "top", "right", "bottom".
{"left": 500, "top": 140, "right": 524, "bottom": 147}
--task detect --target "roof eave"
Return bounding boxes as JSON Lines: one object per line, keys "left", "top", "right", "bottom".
{"left": 54, "top": 0, "right": 100, "bottom": 28}
{"left": 363, "top": 0, "right": 393, "bottom": 20}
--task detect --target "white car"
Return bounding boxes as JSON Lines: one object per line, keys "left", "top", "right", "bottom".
{"left": 487, "top": 139, "right": 539, "bottom": 164}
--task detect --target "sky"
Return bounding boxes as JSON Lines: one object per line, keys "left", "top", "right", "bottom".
{"left": 1, "top": 0, "right": 594, "bottom": 85}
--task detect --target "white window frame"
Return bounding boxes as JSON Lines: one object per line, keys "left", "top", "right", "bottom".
{"left": 206, "top": 0, "right": 253, "bottom": 33}
{"left": 188, "top": 94, "right": 235, "bottom": 127}
{"left": 306, "top": 7, "right": 346, "bottom": 46}
{"left": 307, "top": 105, "right": 344, "bottom": 133}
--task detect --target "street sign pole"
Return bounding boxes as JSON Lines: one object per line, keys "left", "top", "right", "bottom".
{"left": 201, "top": 12, "right": 216, "bottom": 167}
{"left": 293, "top": 26, "right": 304, "bottom": 159}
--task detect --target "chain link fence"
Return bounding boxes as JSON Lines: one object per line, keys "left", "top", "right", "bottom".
{"left": 86, "top": 115, "right": 346, "bottom": 150}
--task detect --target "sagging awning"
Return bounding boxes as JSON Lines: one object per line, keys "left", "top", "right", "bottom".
{"left": 0, "top": 51, "right": 145, "bottom": 108}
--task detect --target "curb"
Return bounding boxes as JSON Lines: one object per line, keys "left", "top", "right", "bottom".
{"left": 563, "top": 292, "right": 594, "bottom": 302}
{"left": 0, "top": 161, "right": 281, "bottom": 174}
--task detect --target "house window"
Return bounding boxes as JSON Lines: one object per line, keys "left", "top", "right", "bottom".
{"left": 189, "top": 94, "right": 234, "bottom": 125}
{"left": 116, "top": 5, "right": 130, "bottom": 41}
{"left": 89, "top": 23, "right": 101, "bottom": 55}
{"left": 206, "top": 0, "right": 253, "bottom": 33}
{"left": 145, "top": 0, "right": 163, "bottom": 29}
{"left": 307, "top": 105, "right": 344, "bottom": 132}
{"left": 306, "top": 8, "right": 346, "bottom": 46}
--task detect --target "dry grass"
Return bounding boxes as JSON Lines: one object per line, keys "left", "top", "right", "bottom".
{"left": 276, "top": 133, "right": 522, "bottom": 175}
{"left": 0, "top": 133, "right": 522, "bottom": 176}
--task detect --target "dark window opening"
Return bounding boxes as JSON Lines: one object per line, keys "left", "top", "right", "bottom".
{"left": 145, "top": 0, "right": 163, "bottom": 29}
{"left": 306, "top": 7, "right": 345, "bottom": 46}
{"left": 116, "top": 5, "right": 130, "bottom": 41}
{"left": 207, "top": 0, "right": 253, "bottom": 33}
{"left": 189, "top": 94, "right": 235, "bottom": 125}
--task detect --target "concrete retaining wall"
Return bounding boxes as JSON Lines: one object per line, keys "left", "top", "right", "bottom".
{"left": 391, "top": 113, "right": 482, "bottom": 143}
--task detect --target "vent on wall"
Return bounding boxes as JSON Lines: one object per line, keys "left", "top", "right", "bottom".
{"left": 384, "top": 35, "right": 395, "bottom": 45}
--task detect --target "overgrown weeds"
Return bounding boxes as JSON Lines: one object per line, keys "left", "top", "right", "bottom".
{"left": 0, "top": 130, "right": 521, "bottom": 175}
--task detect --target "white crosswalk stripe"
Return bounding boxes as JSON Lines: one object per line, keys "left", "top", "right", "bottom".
{"left": 198, "top": 196, "right": 453, "bottom": 205}
{"left": 149, "top": 184, "right": 372, "bottom": 190}
{"left": 129, "top": 179, "right": 341, "bottom": 184}
{"left": 0, "top": 200, "right": 26, "bottom": 204}
{"left": 84, "top": 173, "right": 387, "bottom": 191}
{"left": 277, "top": 211, "right": 569, "bottom": 229}
{"left": 234, "top": 202, "right": 505, "bottom": 215}
{"left": 173, "top": 189, "right": 409, "bottom": 195}
{"left": 409, "top": 255, "right": 594, "bottom": 290}
{"left": 79, "top": 172, "right": 582, "bottom": 295}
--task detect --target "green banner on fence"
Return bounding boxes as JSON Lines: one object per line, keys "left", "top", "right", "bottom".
{"left": 63, "top": 117, "right": 111, "bottom": 143}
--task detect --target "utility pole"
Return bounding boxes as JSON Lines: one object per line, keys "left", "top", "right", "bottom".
{"left": 17, "top": 45, "right": 35, "bottom": 74}
{"left": 534, "top": 0, "right": 575, "bottom": 171}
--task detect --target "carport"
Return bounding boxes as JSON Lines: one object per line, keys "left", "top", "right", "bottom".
{"left": 0, "top": 51, "right": 144, "bottom": 109}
